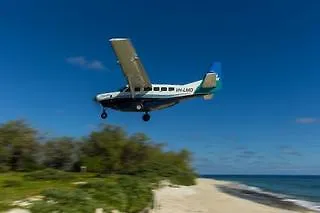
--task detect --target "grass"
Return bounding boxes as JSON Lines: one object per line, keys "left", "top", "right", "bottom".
{"left": 0, "top": 171, "right": 97, "bottom": 212}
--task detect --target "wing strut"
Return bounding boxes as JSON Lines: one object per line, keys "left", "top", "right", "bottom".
{"left": 128, "top": 77, "right": 135, "bottom": 98}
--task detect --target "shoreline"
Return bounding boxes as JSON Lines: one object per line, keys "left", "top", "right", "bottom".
{"left": 151, "top": 178, "right": 316, "bottom": 213}
{"left": 215, "top": 181, "right": 316, "bottom": 213}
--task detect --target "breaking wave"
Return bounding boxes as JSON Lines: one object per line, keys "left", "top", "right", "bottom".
{"left": 217, "top": 182, "right": 320, "bottom": 212}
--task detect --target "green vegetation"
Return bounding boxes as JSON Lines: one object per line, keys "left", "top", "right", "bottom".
{"left": 30, "top": 188, "right": 111, "bottom": 213}
{"left": 2, "top": 179, "right": 22, "bottom": 188}
{"left": 23, "top": 168, "right": 75, "bottom": 180}
{"left": 0, "top": 119, "right": 197, "bottom": 212}
{"left": 0, "top": 172, "right": 94, "bottom": 211}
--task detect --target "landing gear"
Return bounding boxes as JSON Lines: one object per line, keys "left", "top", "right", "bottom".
{"left": 142, "top": 113, "right": 150, "bottom": 122}
{"left": 100, "top": 109, "right": 107, "bottom": 119}
{"left": 136, "top": 103, "right": 143, "bottom": 111}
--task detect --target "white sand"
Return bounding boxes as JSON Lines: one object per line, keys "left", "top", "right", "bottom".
{"left": 152, "top": 178, "right": 312, "bottom": 213}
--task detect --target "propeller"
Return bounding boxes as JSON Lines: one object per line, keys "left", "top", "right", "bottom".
{"left": 92, "top": 95, "right": 102, "bottom": 113}
{"left": 92, "top": 95, "right": 98, "bottom": 103}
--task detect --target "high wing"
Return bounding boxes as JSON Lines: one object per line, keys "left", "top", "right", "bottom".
{"left": 109, "top": 38, "right": 152, "bottom": 97}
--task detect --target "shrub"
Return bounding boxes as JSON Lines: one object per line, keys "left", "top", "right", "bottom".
{"left": 2, "top": 179, "right": 22, "bottom": 187}
{"left": 30, "top": 188, "right": 110, "bottom": 213}
{"left": 78, "top": 176, "right": 153, "bottom": 213}
{"left": 117, "top": 176, "right": 153, "bottom": 213}
{"left": 0, "top": 165, "right": 10, "bottom": 173}
{"left": 169, "top": 173, "right": 196, "bottom": 186}
{"left": 42, "top": 188, "right": 91, "bottom": 202}
{"left": 78, "top": 179, "right": 127, "bottom": 212}
{"left": 23, "top": 168, "right": 74, "bottom": 180}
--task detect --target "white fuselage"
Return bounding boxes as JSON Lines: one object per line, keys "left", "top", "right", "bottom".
{"left": 97, "top": 82, "right": 200, "bottom": 100}
{"left": 95, "top": 81, "right": 206, "bottom": 112}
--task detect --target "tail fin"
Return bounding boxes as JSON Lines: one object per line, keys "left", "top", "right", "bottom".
{"left": 209, "top": 62, "right": 222, "bottom": 81}
{"left": 208, "top": 62, "right": 222, "bottom": 90}
{"left": 194, "top": 62, "right": 222, "bottom": 96}
{"left": 201, "top": 72, "right": 216, "bottom": 88}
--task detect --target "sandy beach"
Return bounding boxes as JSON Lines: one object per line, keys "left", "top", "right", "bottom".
{"left": 151, "top": 178, "right": 314, "bottom": 213}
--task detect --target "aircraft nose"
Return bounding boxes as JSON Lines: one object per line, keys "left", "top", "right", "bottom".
{"left": 93, "top": 95, "right": 99, "bottom": 103}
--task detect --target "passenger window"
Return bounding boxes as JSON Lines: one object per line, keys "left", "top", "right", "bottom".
{"left": 161, "top": 87, "right": 167, "bottom": 91}
{"left": 134, "top": 87, "right": 140, "bottom": 92}
{"left": 144, "top": 87, "right": 152, "bottom": 91}
{"left": 169, "top": 87, "right": 174, "bottom": 91}
{"left": 153, "top": 87, "right": 159, "bottom": 91}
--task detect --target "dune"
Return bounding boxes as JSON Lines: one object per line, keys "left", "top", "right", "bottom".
{"left": 151, "top": 178, "right": 313, "bottom": 213}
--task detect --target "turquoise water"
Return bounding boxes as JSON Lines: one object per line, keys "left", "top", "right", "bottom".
{"left": 202, "top": 175, "right": 320, "bottom": 211}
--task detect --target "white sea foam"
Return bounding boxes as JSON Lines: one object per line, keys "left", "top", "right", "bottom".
{"left": 225, "top": 183, "right": 320, "bottom": 212}
{"left": 283, "top": 199, "right": 320, "bottom": 212}
{"left": 227, "top": 183, "right": 287, "bottom": 198}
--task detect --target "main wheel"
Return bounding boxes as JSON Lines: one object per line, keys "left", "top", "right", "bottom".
{"left": 142, "top": 113, "right": 150, "bottom": 122}
{"left": 101, "top": 111, "right": 107, "bottom": 119}
{"left": 136, "top": 104, "right": 143, "bottom": 111}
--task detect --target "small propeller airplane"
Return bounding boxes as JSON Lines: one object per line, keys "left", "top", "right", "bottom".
{"left": 94, "top": 38, "right": 222, "bottom": 121}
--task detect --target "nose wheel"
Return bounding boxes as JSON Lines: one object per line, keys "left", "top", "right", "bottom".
{"left": 100, "top": 109, "right": 108, "bottom": 119}
{"left": 142, "top": 113, "right": 150, "bottom": 122}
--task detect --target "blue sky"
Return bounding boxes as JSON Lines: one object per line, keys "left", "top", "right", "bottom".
{"left": 1, "top": 0, "right": 320, "bottom": 174}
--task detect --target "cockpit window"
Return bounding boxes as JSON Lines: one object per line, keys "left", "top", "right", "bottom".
{"left": 119, "top": 86, "right": 130, "bottom": 92}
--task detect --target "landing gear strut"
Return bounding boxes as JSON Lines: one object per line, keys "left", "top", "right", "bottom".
{"left": 100, "top": 109, "right": 107, "bottom": 119}
{"left": 142, "top": 113, "right": 150, "bottom": 122}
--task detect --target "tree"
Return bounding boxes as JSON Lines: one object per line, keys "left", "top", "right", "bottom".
{"left": 42, "top": 137, "right": 75, "bottom": 171}
{"left": 0, "top": 119, "right": 197, "bottom": 185}
{"left": 80, "top": 124, "right": 127, "bottom": 173}
{"left": 0, "top": 144, "right": 10, "bottom": 172}
{"left": 0, "top": 120, "right": 39, "bottom": 171}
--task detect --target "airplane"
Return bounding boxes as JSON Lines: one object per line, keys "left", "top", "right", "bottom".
{"left": 94, "top": 38, "right": 222, "bottom": 122}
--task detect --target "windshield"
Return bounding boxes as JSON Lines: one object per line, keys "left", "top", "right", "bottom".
{"left": 118, "top": 86, "right": 129, "bottom": 92}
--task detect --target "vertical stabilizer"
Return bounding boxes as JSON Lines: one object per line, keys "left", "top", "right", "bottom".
{"left": 210, "top": 62, "right": 221, "bottom": 81}
{"left": 210, "top": 61, "right": 222, "bottom": 90}
{"left": 195, "top": 62, "right": 222, "bottom": 95}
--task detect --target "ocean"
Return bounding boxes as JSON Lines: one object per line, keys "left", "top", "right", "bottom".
{"left": 202, "top": 175, "right": 320, "bottom": 212}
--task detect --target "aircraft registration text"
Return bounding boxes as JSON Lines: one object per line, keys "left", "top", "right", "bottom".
{"left": 176, "top": 88, "right": 193, "bottom": 93}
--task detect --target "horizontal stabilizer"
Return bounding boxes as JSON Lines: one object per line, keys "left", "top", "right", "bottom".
{"left": 203, "top": 94, "right": 213, "bottom": 100}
